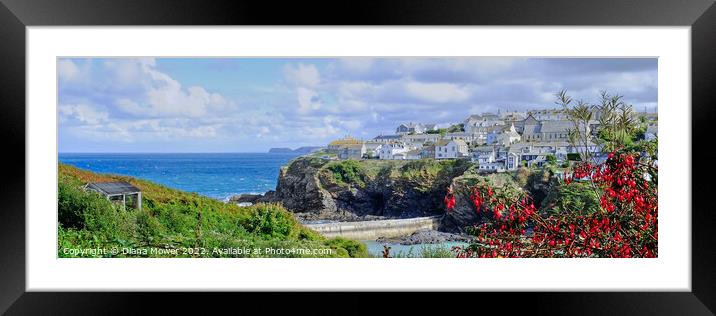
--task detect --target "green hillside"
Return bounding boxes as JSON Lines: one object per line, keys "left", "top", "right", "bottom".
{"left": 57, "top": 164, "right": 367, "bottom": 258}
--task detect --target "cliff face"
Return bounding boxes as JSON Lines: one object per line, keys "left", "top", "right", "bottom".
{"left": 272, "top": 157, "right": 337, "bottom": 214}
{"left": 440, "top": 173, "right": 523, "bottom": 232}
{"left": 266, "top": 157, "right": 552, "bottom": 231}
{"left": 266, "top": 157, "right": 464, "bottom": 222}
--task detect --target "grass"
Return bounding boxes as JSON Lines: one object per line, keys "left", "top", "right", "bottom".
{"left": 540, "top": 181, "right": 600, "bottom": 216}
{"left": 321, "top": 158, "right": 471, "bottom": 193}
{"left": 324, "top": 159, "right": 367, "bottom": 187}
{"left": 57, "top": 164, "right": 368, "bottom": 258}
{"left": 388, "top": 244, "right": 457, "bottom": 258}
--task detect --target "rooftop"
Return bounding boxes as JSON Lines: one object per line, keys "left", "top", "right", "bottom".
{"left": 86, "top": 182, "right": 141, "bottom": 195}
{"left": 540, "top": 120, "right": 573, "bottom": 133}
{"left": 329, "top": 136, "right": 362, "bottom": 146}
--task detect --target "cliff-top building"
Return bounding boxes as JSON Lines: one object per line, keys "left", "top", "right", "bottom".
{"left": 396, "top": 122, "right": 438, "bottom": 135}
{"left": 435, "top": 139, "right": 469, "bottom": 159}
{"left": 327, "top": 136, "right": 362, "bottom": 154}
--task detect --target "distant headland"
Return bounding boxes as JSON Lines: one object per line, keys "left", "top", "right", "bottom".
{"left": 268, "top": 146, "right": 323, "bottom": 154}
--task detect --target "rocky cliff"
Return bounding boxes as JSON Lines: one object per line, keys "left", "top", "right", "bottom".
{"left": 257, "top": 157, "right": 554, "bottom": 231}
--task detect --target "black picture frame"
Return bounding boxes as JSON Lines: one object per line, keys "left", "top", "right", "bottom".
{"left": 1, "top": 0, "right": 714, "bottom": 314}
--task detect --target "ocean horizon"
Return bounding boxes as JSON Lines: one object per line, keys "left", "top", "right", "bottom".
{"left": 58, "top": 152, "right": 303, "bottom": 201}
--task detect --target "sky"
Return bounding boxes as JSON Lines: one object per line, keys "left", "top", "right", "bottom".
{"left": 57, "top": 57, "right": 657, "bottom": 153}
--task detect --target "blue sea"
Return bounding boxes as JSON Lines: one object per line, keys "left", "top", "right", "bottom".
{"left": 58, "top": 153, "right": 302, "bottom": 200}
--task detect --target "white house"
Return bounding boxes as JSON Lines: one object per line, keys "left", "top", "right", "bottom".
{"left": 379, "top": 143, "right": 412, "bottom": 160}
{"left": 435, "top": 139, "right": 469, "bottom": 159}
{"left": 405, "top": 149, "right": 423, "bottom": 160}
{"left": 500, "top": 111, "right": 527, "bottom": 121}
{"left": 363, "top": 142, "right": 383, "bottom": 159}
{"left": 478, "top": 162, "right": 505, "bottom": 172}
{"left": 471, "top": 146, "right": 496, "bottom": 164}
{"left": 464, "top": 113, "right": 505, "bottom": 134}
{"left": 487, "top": 123, "right": 521, "bottom": 146}
{"left": 373, "top": 134, "right": 402, "bottom": 143}
{"left": 444, "top": 132, "right": 477, "bottom": 144}
{"left": 402, "top": 133, "right": 441, "bottom": 147}
{"left": 505, "top": 152, "right": 521, "bottom": 170}
{"left": 337, "top": 143, "right": 366, "bottom": 160}
{"left": 396, "top": 122, "right": 428, "bottom": 135}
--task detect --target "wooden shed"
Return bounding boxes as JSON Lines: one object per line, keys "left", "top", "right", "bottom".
{"left": 85, "top": 181, "right": 142, "bottom": 211}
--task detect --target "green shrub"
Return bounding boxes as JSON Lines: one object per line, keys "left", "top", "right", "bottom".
{"left": 58, "top": 182, "right": 111, "bottom": 229}
{"left": 325, "top": 237, "right": 369, "bottom": 258}
{"left": 242, "top": 204, "right": 299, "bottom": 239}
{"left": 136, "top": 210, "right": 166, "bottom": 245}
{"left": 152, "top": 204, "right": 198, "bottom": 237}
{"left": 57, "top": 164, "right": 367, "bottom": 258}
{"left": 58, "top": 182, "right": 136, "bottom": 241}
{"left": 541, "top": 181, "right": 600, "bottom": 215}
{"left": 419, "top": 245, "right": 455, "bottom": 258}
{"left": 399, "top": 159, "right": 444, "bottom": 177}
{"left": 545, "top": 154, "right": 557, "bottom": 165}
{"left": 325, "top": 160, "right": 366, "bottom": 187}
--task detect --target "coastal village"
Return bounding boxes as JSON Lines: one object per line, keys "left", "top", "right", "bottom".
{"left": 322, "top": 107, "right": 658, "bottom": 172}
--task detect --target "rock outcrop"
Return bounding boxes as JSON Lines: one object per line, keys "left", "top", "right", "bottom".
{"left": 440, "top": 172, "right": 524, "bottom": 233}
{"left": 268, "top": 157, "right": 469, "bottom": 222}
{"left": 272, "top": 157, "right": 337, "bottom": 214}
{"left": 229, "top": 193, "right": 263, "bottom": 204}
{"left": 265, "top": 157, "right": 551, "bottom": 231}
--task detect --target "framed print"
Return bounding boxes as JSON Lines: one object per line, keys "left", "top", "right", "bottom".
{"left": 2, "top": 0, "right": 715, "bottom": 314}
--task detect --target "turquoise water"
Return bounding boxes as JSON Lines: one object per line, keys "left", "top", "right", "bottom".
{"left": 58, "top": 152, "right": 302, "bottom": 200}
{"left": 363, "top": 240, "right": 469, "bottom": 258}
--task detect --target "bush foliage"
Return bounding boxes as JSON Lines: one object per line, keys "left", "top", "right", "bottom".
{"left": 57, "top": 164, "right": 366, "bottom": 258}
{"left": 325, "top": 159, "right": 367, "bottom": 187}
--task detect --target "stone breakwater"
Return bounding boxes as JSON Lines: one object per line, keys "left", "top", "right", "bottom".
{"left": 305, "top": 216, "right": 441, "bottom": 240}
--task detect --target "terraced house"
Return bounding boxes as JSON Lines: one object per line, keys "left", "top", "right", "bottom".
{"left": 435, "top": 139, "right": 469, "bottom": 159}
{"left": 322, "top": 107, "right": 655, "bottom": 173}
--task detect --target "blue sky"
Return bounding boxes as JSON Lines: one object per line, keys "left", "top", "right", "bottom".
{"left": 58, "top": 57, "right": 657, "bottom": 153}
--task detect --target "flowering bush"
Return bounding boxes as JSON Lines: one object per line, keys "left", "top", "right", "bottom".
{"left": 444, "top": 186, "right": 456, "bottom": 213}
{"left": 448, "top": 148, "right": 657, "bottom": 258}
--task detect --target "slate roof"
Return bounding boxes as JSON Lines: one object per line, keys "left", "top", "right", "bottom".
{"left": 86, "top": 182, "right": 141, "bottom": 195}
{"left": 522, "top": 123, "right": 541, "bottom": 134}
{"left": 540, "top": 120, "right": 573, "bottom": 133}
{"left": 374, "top": 135, "right": 402, "bottom": 140}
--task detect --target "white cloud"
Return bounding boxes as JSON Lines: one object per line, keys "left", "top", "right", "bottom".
{"left": 59, "top": 104, "right": 109, "bottom": 125}
{"left": 403, "top": 81, "right": 470, "bottom": 103}
{"left": 283, "top": 63, "right": 321, "bottom": 88}
{"left": 59, "top": 58, "right": 239, "bottom": 144}
{"left": 338, "top": 58, "right": 374, "bottom": 73}
{"left": 339, "top": 119, "right": 362, "bottom": 130}
{"left": 296, "top": 87, "right": 322, "bottom": 113}
{"left": 58, "top": 60, "right": 80, "bottom": 81}
{"left": 104, "top": 59, "right": 234, "bottom": 118}
{"left": 58, "top": 57, "right": 658, "bottom": 152}
{"left": 284, "top": 63, "right": 323, "bottom": 114}
{"left": 69, "top": 118, "right": 221, "bottom": 142}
